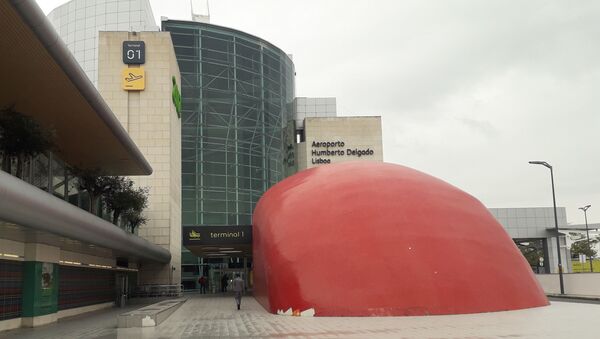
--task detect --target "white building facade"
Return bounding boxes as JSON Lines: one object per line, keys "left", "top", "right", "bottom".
{"left": 297, "top": 116, "right": 384, "bottom": 171}
{"left": 48, "top": 1, "right": 181, "bottom": 285}
{"left": 97, "top": 31, "right": 182, "bottom": 285}
{"left": 47, "top": 0, "right": 158, "bottom": 85}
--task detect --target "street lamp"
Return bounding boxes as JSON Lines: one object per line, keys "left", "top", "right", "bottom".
{"left": 579, "top": 204, "right": 593, "bottom": 272}
{"left": 529, "top": 161, "right": 565, "bottom": 294}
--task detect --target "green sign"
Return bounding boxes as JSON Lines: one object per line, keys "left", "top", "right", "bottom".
{"left": 172, "top": 76, "right": 181, "bottom": 118}
{"left": 22, "top": 262, "right": 59, "bottom": 317}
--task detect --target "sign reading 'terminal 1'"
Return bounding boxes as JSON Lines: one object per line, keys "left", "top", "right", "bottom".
{"left": 183, "top": 225, "right": 252, "bottom": 245}
{"left": 123, "top": 41, "right": 145, "bottom": 64}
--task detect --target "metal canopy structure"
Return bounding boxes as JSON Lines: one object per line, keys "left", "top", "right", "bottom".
{"left": 1, "top": 0, "right": 151, "bottom": 175}
{"left": 0, "top": 171, "right": 171, "bottom": 263}
{"left": 0, "top": 1, "right": 169, "bottom": 264}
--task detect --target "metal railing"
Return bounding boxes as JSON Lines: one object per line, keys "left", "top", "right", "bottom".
{"left": 132, "top": 284, "right": 183, "bottom": 298}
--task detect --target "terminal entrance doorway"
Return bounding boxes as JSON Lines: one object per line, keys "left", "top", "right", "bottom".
{"left": 182, "top": 225, "right": 253, "bottom": 293}
{"left": 514, "top": 238, "right": 549, "bottom": 273}
{"left": 210, "top": 267, "right": 249, "bottom": 293}
{"left": 181, "top": 256, "right": 252, "bottom": 293}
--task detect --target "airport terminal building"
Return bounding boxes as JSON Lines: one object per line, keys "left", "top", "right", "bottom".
{"left": 43, "top": 0, "right": 569, "bottom": 293}
{"left": 161, "top": 19, "right": 298, "bottom": 289}
{"left": 1, "top": 0, "right": 172, "bottom": 330}
{"left": 44, "top": 0, "right": 385, "bottom": 292}
{"left": 0, "top": 0, "right": 584, "bottom": 330}
{"left": 163, "top": 19, "right": 388, "bottom": 289}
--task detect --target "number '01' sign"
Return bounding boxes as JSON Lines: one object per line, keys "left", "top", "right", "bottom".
{"left": 123, "top": 41, "right": 145, "bottom": 64}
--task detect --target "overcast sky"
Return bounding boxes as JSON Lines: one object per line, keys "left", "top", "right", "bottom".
{"left": 38, "top": 0, "right": 600, "bottom": 225}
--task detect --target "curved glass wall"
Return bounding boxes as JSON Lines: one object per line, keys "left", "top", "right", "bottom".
{"left": 163, "top": 21, "right": 295, "bottom": 227}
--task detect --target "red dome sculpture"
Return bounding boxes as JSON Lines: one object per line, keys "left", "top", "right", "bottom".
{"left": 252, "top": 162, "right": 548, "bottom": 316}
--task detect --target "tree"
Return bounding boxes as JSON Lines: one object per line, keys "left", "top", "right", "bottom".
{"left": 103, "top": 178, "right": 149, "bottom": 225}
{"left": 0, "top": 106, "right": 53, "bottom": 178}
{"left": 122, "top": 210, "right": 147, "bottom": 234}
{"left": 70, "top": 167, "right": 124, "bottom": 215}
{"left": 571, "top": 240, "right": 597, "bottom": 258}
{"left": 518, "top": 243, "right": 544, "bottom": 268}
{"left": 103, "top": 177, "right": 134, "bottom": 224}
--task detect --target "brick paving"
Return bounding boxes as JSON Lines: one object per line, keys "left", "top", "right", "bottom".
{"left": 2, "top": 293, "right": 600, "bottom": 338}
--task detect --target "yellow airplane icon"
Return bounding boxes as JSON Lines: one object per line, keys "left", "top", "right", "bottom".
{"left": 122, "top": 68, "right": 145, "bottom": 90}
{"left": 125, "top": 72, "right": 143, "bottom": 82}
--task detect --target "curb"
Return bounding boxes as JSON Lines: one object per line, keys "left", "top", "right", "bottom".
{"left": 547, "top": 294, "right": 600, "bottom": 302}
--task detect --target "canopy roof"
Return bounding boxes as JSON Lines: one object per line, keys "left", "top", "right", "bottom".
{"left": 1, "top": 0, "right": 151, "bottom": 175}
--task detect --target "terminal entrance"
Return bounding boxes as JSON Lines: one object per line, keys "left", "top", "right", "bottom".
{"left": 182, "top": 225, "right": 253, "bottom": 293}
{"left": 210, "top": 268, "right": 249, "bottom": 293}
{"left": 181, "top": 257, "right": 252, "bottom": 293}
{"left": 514, "top": 238, "right": 549, "bottom": 273}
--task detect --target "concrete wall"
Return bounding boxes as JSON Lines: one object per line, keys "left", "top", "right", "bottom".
{"left": 536, "top": 273, "right": 600, "bottom": 296}
{"left": 298, "top": 116, "right": 383, "bottom": 170}
{"left": 98, "top": 31, "right": 181, "bottom": 285}
{"left": 1, "top": 238, "right": 126, "bottom": 268}
{"left": 0, "top": 238, "right": 25, "bottom": 257}
{"left": 0, "top": 239, "right": 119, "bottom": 329}
{"left": 297, "top": 142, "right": 307, "bottom": 171}
{"left": 489, "top": 207, "right": 567, "bottom": 239}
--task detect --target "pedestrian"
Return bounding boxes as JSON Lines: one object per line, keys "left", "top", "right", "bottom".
{"left": 221, "top": 273, "right": 228, "bottom": 293}
{"left": 232, "top": 274, "right": 244, "bottom": 310}
{"left": 198, "top": 275, "right": 207, "bottom": 294}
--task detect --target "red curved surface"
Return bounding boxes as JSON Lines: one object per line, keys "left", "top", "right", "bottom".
{"left": 253, "top": 162, "right": 548, "bottom": 316}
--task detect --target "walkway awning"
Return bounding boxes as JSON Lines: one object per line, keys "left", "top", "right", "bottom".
{"left": 1, "top": 0, "right": 151, "bottom": 175}
{"left": 0, "top": 170, "right": 170, "bottom": 263}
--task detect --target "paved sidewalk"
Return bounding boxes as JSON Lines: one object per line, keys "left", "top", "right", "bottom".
{"left": 3, "top": 293, "right": 600, "bottom": 338}
{"left": 0, "top": 302, "right": 147, "bottom": 339}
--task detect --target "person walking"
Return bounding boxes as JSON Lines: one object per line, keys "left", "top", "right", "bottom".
{"left": 198, "top": 275, "right": 207, "bottom": 294}
{"left": 232, "top": 274, "right": 245, "bottom": 310}
{"left": 221, "top": 273, "right": 229, "bottom": 293}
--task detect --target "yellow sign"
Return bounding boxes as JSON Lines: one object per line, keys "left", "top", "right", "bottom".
{"left": 122, "top": 68, "right": 145, "bottom": 90}
{"left": 189, "top": 230, "right": 201, "bottom": 240}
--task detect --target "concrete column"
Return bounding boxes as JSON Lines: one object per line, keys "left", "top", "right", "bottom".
{"left": 243, "top": 257, "right": 248, "bottom": 288}
{"left": 547, "top": 236, "right": 571, "bottom": 274}
{"left": 21, "top": 243, "right": 60, "bottom": 327}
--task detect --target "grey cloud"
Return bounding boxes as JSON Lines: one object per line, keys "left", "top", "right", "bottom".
{"left": 39, "top": 0, "right": 600, "bottom": 225}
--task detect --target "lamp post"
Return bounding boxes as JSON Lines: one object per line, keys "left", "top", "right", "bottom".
{"left": 579, "top": 205, "right": 593, "bottom": 272}
{"left": 529, "top": 161, "right": 565, "bottom": 294}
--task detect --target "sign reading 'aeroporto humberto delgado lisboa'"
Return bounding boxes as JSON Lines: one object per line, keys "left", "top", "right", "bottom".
{"left": 310, "top": 140, "right": 375, "bottom": 164}
{"left": 298, "top": 116, "right": 383, "bottom": 170}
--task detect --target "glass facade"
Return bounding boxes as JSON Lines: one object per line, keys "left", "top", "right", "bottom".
{"left": 162, "top": 21, "right": 296, "bottom": 227}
